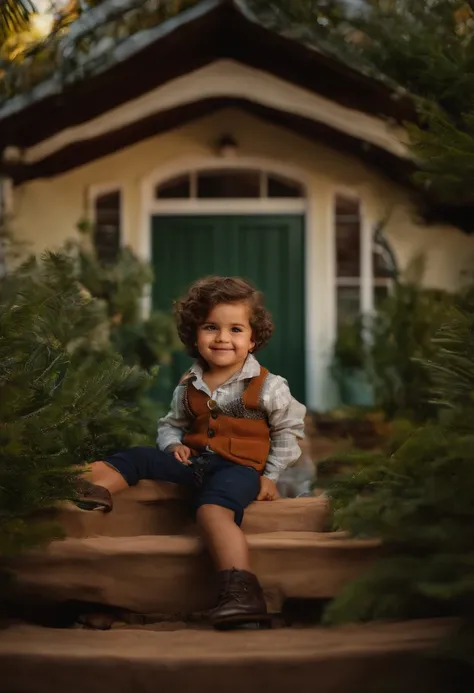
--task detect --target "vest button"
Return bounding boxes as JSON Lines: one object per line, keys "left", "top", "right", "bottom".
{"left": 208, "top": 428, "right": 215, "bottom": 438}
{"left": 211, "top": 411, "right": 218, "bottom": 419}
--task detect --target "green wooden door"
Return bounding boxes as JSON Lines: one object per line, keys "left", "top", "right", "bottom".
{"left": 151, "top": 215, "right": 306, "bottom": 403}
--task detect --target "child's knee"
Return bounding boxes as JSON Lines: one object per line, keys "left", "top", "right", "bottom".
{"left": 98, "top": 450, "right": 148, "bottom": 487}
{"left": 87, "top": 460, "right": 112, "bottom": 475}
{"left": 85, "top": 460, "right": 118, "bottom": 481}
{"left": 197, "top": 503, "right": 234, "bottom": 523}
{"left": 86, "top": 460, "right": 130, "bottom": 493}
{"left": 197, "top": 501, "right": 244, "bottom": 527}
{"left": 197, "top": 503, "right": 230, "bottom": 517}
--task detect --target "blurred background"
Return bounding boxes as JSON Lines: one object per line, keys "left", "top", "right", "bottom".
{"left": 2, "top": 2, "right": 474, "bottom": 690}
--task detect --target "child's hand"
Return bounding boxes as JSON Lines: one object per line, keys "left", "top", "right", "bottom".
{"left": 257, "top": 476, "right": 280, "bottom": 501}
{"left": 171, "top": 444, "right": 192, "bottom": 465}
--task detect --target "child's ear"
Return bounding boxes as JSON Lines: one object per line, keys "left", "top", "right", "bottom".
{"left": 249, "top": 338, "right": 256, "bottom": 354}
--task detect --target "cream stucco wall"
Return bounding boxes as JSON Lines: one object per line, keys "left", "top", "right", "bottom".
{"left": 11, "top": 108, "right": 474, "bottom": 409}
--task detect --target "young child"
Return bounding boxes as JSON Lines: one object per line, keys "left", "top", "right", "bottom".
{"left": 77, "top": 276, "right": 306, "bottom": 629}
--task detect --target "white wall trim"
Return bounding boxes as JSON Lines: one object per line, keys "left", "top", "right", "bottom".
{"left": 24, "top": 60, "right": 409, "bottom": 165}
{"left": 328, "top": 186, "right": 338, "bottom": 349}
{"left": 148, "top": 199, "right": 306, "bottom": 215}
{"left": 361, "top": 199, "right": 375, "bottom": 314}
{"left": 87, "top": 181, "right": 124, "bottom": 207}
{"left": 140, "top": 154, "right": 327, "bottom": 409}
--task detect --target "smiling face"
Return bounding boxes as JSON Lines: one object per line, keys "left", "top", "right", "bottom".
{"left": 196, "top": 301, "right": 256, "bottom": 372}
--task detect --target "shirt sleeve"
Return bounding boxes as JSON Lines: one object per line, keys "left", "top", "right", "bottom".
{"left": 261, "top": 376, "right": 306, "bottom": 482}
{"left": 156, "top": 385, "right": 190, "bottom": 452}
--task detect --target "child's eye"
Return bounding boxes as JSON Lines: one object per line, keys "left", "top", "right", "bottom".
{"left": 231, "top": 327, "right": 242, "bottom": 333}
{"left": 203, "top": 325, "right": 216, "bottom": 331}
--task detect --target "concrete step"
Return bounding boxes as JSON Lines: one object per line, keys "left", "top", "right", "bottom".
{"left": 11, "top": 532, "right": 380, "bottom": 614}
{"left": 0, "top": 620, "right": 454, "bottom": 693}
{"left": 58, "top": 482, "right": 329, "bottom": 538}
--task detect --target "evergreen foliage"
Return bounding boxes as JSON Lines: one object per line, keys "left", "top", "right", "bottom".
{"left": 74, "top": 242, "right": 180, "bottom": 372}
{"left": 251, "top": 0, "right": 474, "bottom": 207}
{"left": 63, "top": 235, "right": 182, "bottom": 437}
{"left": 255, "top": 2, "right": 474, "bottom": 675}
{"left": 324, "top": 303, "right": 474, "bottom": 644}
{"left": 334, "top": 260, "right": 452, "bottom": 421}
{"left": 0, "top": 251, "right": 152, "bottom": 556}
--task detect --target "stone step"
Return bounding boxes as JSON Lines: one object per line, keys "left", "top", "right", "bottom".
{"left": 0, "top": 620, "right": 454, "bottom": 693}
{"left": 58, "top": 482, "right": 329, "bottom": 538}
{"left": 11, "top": 532, "right": 380, "bottom": 614}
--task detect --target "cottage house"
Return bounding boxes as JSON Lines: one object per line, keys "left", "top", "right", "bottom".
{"left": 1, "top": 0, "right": 473, "bottom": 409}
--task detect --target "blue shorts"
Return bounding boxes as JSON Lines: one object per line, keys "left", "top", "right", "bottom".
{"left": 102, "top": 446, "right": 261, "bottom": 526}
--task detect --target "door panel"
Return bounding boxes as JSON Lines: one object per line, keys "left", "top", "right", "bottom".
{"left": 151, "top": 215, "right": 306, "bottom": 404}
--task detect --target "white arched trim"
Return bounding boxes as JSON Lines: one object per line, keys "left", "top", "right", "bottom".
{"left": 140, "top": 155, "right": 312, "bottom": 258}
{"left": 23, "top": 60, "right": 408, "bottom": 165}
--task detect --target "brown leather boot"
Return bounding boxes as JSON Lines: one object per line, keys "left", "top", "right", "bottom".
{"left": 210, "top": 569, "right": 270, "bottom": 630}
{"left": 75, "top": 479, "right": 113, "bottom": 512}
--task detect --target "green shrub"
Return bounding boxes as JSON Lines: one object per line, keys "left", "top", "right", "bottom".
{"left": 333, "top": 266, "right": 452, "bottom": 421}
{"left": 0, "top": 252, "right": 150, "bottom": 556}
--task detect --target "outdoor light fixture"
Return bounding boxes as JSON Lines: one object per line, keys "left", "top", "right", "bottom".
{"left": 216, "top": 134, "right": 238, "bottom": 158}
{"left": 1, "top": 146, "right": 22, "bottom": 164}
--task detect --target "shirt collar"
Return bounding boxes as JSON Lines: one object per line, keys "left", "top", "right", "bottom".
{"left": 189, "top": 353, "right": 261, "bottom": 385}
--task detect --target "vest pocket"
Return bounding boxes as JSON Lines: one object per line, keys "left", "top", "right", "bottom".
{"left": 230, "top": 438, "right": 270, "bottom": 466}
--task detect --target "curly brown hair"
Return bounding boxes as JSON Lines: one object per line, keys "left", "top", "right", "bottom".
{"left": 174, "top": 276, "right": 274, "bottom": 358}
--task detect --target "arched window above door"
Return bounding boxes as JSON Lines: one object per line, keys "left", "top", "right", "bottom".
{"left": 155, "top": 170, "right": 305, "bottom": 200}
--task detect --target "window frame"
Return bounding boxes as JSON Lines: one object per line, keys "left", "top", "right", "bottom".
{"left": 154, "top": 169, "right": 306, "bottom": 202}
{"left": 87, "top": 183, "right": 125, "bottom": 261}
{"left": 333, "top": 190, "right": 394, "bottom": 329}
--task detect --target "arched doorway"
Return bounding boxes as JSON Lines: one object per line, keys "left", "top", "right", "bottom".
{"left": 148, "top": 165, "right": 307, "bottom": 403}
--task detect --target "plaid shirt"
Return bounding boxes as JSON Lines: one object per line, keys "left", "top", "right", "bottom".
{"left": 157, "top": 354, "right": 306, "bottom": 481}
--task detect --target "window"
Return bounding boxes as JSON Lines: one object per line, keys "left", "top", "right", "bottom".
{"left": 197, "top": 170, "right": 261, "bottom": 198}
{"left": 154, "top": 170, "right": 305, "bottom": 200}
{"left": 267, "top": 174, "right": 304, "bottom": 198}
{"left": 92, "top": 189, "right": 121, "bottom": 263}
{"left": 334, "top": 194, "right": 395, "bottom": 327}
{"left": 373, "top": 227, "right": 397, "bottom": 308}
{"left": 335, "top": 195, "right": 362, "bottom": 328}
{"left": 155, "top": 174, "right": 190, "bottom": 199}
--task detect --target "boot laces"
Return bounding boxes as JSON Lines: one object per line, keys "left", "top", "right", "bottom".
{"left": 218, "top": 572, "right": 251, "bottom": 605}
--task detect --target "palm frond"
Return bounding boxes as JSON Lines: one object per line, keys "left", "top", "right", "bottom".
{"left": 0, "top": 0, "right": 36, "bottom": 44}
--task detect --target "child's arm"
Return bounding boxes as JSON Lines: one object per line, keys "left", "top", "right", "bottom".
{"left": 261, "top": 376, "right": 306, "bottom": 483}
{"left": 157, "top": 385, "right": 190, "bottom": 452}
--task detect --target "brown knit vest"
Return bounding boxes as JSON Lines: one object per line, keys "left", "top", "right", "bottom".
{"left": 183, "top": 367, "right": 270, "bottom": 472}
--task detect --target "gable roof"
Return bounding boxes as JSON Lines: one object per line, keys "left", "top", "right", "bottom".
{"left": 0, "top": 0, "right": 417, "bottom": 184}
{"left": 2, "top": 0, "right": 471, "bottom": 230}
{"left": 0, "top": 0, "right": 413, "bottom": 128}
